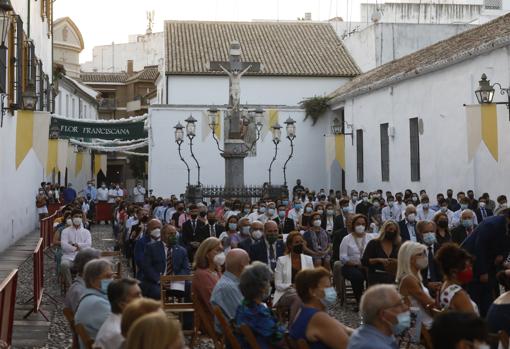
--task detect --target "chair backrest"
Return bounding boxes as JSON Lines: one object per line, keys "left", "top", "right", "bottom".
{"left": 212, "top": 305, "right": 241, "bottom": 349}
{"left": 160, "top": 275, "right": 194, "bottom": 310}
{"left": 192, "top": 292, "right": 223, "bottom": 349}
{"left": 239, "top": 324, "right": 261, "bottom": 349}
{"left": 75, "top": 323, "right": 94, "bottom": 349}
{"left": 63, "top": 307, "right": 79, "bottom": 349}
{"left": 100, "top": 251, "right": 122, "bottom": 278}
{"left": 499, "top": 330, "right": 509, "bottom": 349}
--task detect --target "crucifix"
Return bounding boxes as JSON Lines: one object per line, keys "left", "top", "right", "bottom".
{"left": 208, "top": 41, "right": 262, "bottom": 188}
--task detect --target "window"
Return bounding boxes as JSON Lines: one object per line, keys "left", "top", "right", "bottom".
{"left": 356, "top": 129, "right": 364, "bottom": 183}
{"left": 409, "top": 117, "right": 421, "bottom": 181}
{"left": 484, "top": 0, "right": 502, "bottom": 9}
{"left": 65, "top": 94, "right": 69, "bottom": 115}
{"left": 380, "top": 123, "right": 389, "bottom": 181}
{"left": 72, "top": 98, "right": 75, "bottom": 118}
{"left": 38, "top": 60, "right": 44, "bottom": 111}
{"left": 15, "top": 15, "right": 23, "bottom": 106}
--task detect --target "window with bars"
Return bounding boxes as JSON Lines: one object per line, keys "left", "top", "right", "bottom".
{"left": 409, "top": 117, "right": 421, "bottom": 181}
{"left": 380, "top": 123, "right": 390, "bottom": 181}
{"left": 38, "top": 60, "right": 44, "bottom": 111}
{"left": 484, "top": 0, "right": 502, "bottom": 9}
{"left": 45, "top": 74, "right": 51, "bottom": 112}
{"left": 0, "top": 46, "right": 6, "bottom": 94}
{"left": 356, "top": 129, "right": 364, "bottom": 183}
{"left": 15, "top": 15, "right": 23, "bottom": 107}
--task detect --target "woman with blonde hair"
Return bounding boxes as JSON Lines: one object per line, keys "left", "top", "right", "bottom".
{"left": 120, "top": 298, "right": 163, "bottom": 338}
{"left": 125, "top": 312, "right": 185, "bottom": 349}
{"left": 192, "top": 237, "right": 223, "bottom": 320}
{"left": 396, "top": 241, "right": 437, "bottom": 329}
{"left": 361, "top": 220, "right": 401, "bottom": 285}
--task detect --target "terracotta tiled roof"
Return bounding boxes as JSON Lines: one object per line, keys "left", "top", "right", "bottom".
{"left": 80, "top": 72, "right": 128, "bottom": 83}
{"left": 329, "top": 13, "right": 510, "bottom": 103}
{"left": 164, "top": 21, "right": 360, "bottom": 77}
{"left": 126, "top": 66, "right": 160, "bottom": 82}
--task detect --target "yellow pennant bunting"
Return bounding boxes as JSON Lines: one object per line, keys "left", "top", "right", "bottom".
{"left": 75, "top": 152, "right": 84, "bottom": 175}
{"left": 94, "top": 154, "right": 107, "bottom": 176}
{"left": 15, "top": 110, "right": 34, "bottom": 168}
{"left": 214, "top": 111, "right": 221, "bottom": 141}
{"left": 481, "top": 104, "right": 498, "bottom": 161}
{"left": 47, "top": 139, "right": 58, "bottom": 175}
{"left": 57, "top": 139, "right": 69, "bottom": 174}
{"left": 66, "top": 144, "right": 75, "bottom": 177}
{"left": 32, "top": 112, "right": 50, "bottom": 168}
{"left": 335, "top": 134, "right": 346, "bottom": 170}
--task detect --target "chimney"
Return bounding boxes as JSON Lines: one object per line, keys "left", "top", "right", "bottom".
{"left": 127, "top": 60, "right": 134, "bottom": 76}
{"left": 304, "top": 12, "right": 312, "bottom": 21}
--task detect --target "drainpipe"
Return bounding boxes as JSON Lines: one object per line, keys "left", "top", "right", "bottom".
{"left": 27, "top": 0, "right": 30, "bottom": 38}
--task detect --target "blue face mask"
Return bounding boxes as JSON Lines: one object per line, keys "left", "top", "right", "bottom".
{"left": 423, "top": 232, "right": 436, "bottom": 245}
{"left": 282, "top": 200, "right": 289, "bottom": 206}
{"left": 392, "top": 311, "right": 411, "bottom": 335}
{"left": 462, "top": 219, "right": 474, "bottom": 228}
{"left": 278, "top": 210, "right": 286, "bottom": 218}
{"left": 228, "top": 223, "right": 238, "bottom": 230}
{"left": 100, "top": 278, "right": 113, "bottom": 294}
{"left": 322, "top": 287, "right": 337, "bottom": 307}
{"left": 294, "top": 204, "right": 303, "bottom": 210}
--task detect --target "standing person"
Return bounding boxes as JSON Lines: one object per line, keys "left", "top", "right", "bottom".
{"left": 84, "top": 181, "right": 97, "bottom": 202}
{"left": 97, "top": 183, "right": 109, "bottom": 203}
{"left": 461, "top": 210, "right": 510, "bottom": 316}
{"left": 339, "top": 214, "right": 374, "bottom": 310}
{"left": 219, "top": 215, "right": 241, "bottom": 252}
{"left": 132, "top": 182, "right": 146, "bottom": 204}
{"left": 292, "top": 179, "right": 305, "bottom": 198}
{"left": 181, "top": 204, "right": 206, "bottom": 260}
{"left": 467, "top": 190, "right": 478, "bottom": 211}
{"left": 62, "top": 183, "right": 77, "bottom": 204}
{"left": 239, "top": 220, "right": 264, "bottom": 254}
{"left": 446, "top": 189, "right": 460, "bottom": 212}
{"left": 475, "top": 197, "right": 493, "bottom": 223}
{"left": 35, "top": 188, "right": 49, "bottom": 221}
{"left": 60, "top": 209, "right": 92, "bottom": 288}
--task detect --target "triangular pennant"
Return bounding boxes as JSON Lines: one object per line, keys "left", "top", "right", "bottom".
{"left": 15, "top": 110, "right": 34, "bottom": 168}
{"left": 481, "top": 104, "right": 498, "bottom": 161}
{"left": 335, "top": 134, "right": 346, "bottom": 170}
{"left": 32, "top": 112, "right": 50, "bottom": 168}
{"left": 47, "top": 139, "right": 58, "bottom": 175}
{"left": 465, "top": 105, "right": 482, "bottom": 162}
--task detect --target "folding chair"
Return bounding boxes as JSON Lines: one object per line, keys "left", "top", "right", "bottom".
{"left": 213, "top": 305, "right": 241, "bottom": 349}
{"left": 62, "top": 307, "right": 78, "bottom": 349}
{"left": 75, "top": 323, "right": 94, "bottom": 349}
{"left": 100, "top": 251, "right": 122, "bottom": 278}
{"left": 239, "top": 324, "right": 261, "bottom": 349}
{"left": 192, "top": 292, "right": 223, "bottom": 349}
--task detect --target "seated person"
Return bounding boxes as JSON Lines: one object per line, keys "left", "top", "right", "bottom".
{"left": 75, "top": 259, "right": 114, "bottom": 345}
{"left": 361, "top": 220, "right": 400, "bottom": 285}
{"left": 273, "top": 231, "right": 314, "bottom": 323}
{"left": 211, "top": 249, "right": 250, "bottom": 332}
{"left": 348, "top": 284, "right": 410, "bottom": 349}
{"left": 235, "top": 262, "right": 286, "bottom": 349}
{"left": 120, "top": 298, "right": 164, "bottom": 343}
{"left": 396, "top": 241, "right": 437, "bottom": 330}
{"left": 64, "top": 248, "right": 100, "bottom": 312}
{"left": 303, "top": 212, "right": 331, "bottom": 270}
{"left": 435, "top": 243, "right": 479, "bottom": 314}
{"left": 94, "top": 278, "right": 142, "bottom": 349}
{"left": 125, "top": 312, "right": 185, "bottom": 349}
{"left": 290, "top": 267, "right": 352, "bottom": 349}
{"left": 430, "top": 311, "right": 489, "bottom": 349}
{"left": 451, "top": 209, "right": 476, "bottom": 245}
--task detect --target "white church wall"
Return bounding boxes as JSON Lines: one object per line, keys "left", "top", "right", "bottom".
{"left": 340, "top": 45, "right": 510, "bottom": 199}
{"left": 149, "top": 106, "right": 329, "bottom": 197}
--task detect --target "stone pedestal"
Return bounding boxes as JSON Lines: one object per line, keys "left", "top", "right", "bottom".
{"left": 222, "top": 139, "right": 248, "bottom": 189}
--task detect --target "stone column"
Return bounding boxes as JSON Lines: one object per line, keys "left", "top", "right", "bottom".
{"left": 222, "top": 139, "right": 247, "bottom": 188}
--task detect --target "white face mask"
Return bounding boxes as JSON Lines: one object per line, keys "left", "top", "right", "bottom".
{"left": 407, "top": 213, "right": 416, "bottom": 222}
{"left": 313, "top": 219, "right": 322, "bottom": 227}
{"left": 354, "top": 225, "right": 365, "bottom": 234}
{"left": 72, "top": 217, "right": 82, "bottom": 226}
{"left": 252, "top": 230, "right": 263, "bottom": 240}
{"left": 66, "top": 218, "right": 72, "bottom": 226}
{"left": 213, "top": 252, "right": 226, "bottom": 266}
{"left": 150, "top": 228, "right": 161, "bottom": 239}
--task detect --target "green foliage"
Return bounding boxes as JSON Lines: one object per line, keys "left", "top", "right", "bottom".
{"left": 299, "top": 95, "right": 332, "bottom": 125}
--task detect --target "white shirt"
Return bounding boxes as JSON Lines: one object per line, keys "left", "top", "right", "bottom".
{"left": 108, "top": 188, "right": 123, "bottom": 203}
{"left": 97, "top": 187, "right": 109, "bottom": 201}
{"left": 451, "top": 209, "right": 478, "bottom": 227}
{"left": 339, "top": 233, "right": 375, "bottom": 265}
{"left": 247, "top": 211, "right": 262, "bottom": 223}
{"left": 417, "top": 207, "right": 436, "bottom": 221}
{"left": 287, "top": 208, "right": 301, "bottom": 225}
{"left": 60, "top": 225, "right": 92, "bottom": 262}
{"left": 133, "top": 186, "right": 146, "bottom": 203}
{"left": 381, "top": 205, "right": 402, "bottom": 222}
{"left": 94, "top": 313, "right": 122, "bottom": 349}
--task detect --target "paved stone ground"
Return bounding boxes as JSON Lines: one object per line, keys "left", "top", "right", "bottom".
{"left": 10, "top": 224, "right": 417, "bottom": 349}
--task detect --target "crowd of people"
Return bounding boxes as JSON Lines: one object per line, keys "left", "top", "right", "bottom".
{"left": 43, "top": 178, "right": 510, "bottom": 349}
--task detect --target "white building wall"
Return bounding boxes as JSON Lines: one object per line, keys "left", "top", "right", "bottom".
{"left": 81, "top": 32, "right": 164, "bottom": 73}
{"left": 55, "top": 87, "right": 98, "bottom": 120}
{"left": 339, "top": 45, "right": 510, "bottom": 199}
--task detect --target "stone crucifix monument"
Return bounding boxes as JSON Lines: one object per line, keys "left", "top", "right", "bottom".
{"left": 209, "top": 41, "right": 261, "bottom": 189}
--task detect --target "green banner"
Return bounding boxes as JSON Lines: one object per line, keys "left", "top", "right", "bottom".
{"left": 49, "top": 117, "right": 146, "bottom": 140}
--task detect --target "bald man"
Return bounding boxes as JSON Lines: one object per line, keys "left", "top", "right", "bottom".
{"left": 239, "top": 220, "right": 264, "bottom": 253}
{"left": 142, "top": 224, "right": 190, "bottom": 299}
{"left": 211, "top": 249, "right": 250, "bottom": 332}
{"left": 250, "top": 220, "right": 285, "bottom": 270}
{"left": 134, "top": 219, "right": 162, "bottom": 281}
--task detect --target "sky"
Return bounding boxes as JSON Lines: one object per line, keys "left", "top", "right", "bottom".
{"left": 53, "top": 0, "right": 366, "bottom": 63}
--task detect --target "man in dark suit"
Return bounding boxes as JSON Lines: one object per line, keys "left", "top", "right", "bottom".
{"left": 274, "top": 204, "right": 295, "bottom": 235}
{"left": 355, "top": 194, "right": 372, "bottom": 216}
{"left": 331, "top": 200, "right": 348, "bottom": 264}
{"left": 461, "top": 210, "right": 510, "bottom": 316}
{"left": 250, "top": 220, "right": 285, "bottom": 271}
{"left": 398, "top": 205, "right": 422, "bottom": 243}
{"left": 239, "top": 220, "right": 264, "bottom": 254}
{"left": 142, "top": 224, "right": 190, "bottom": 299}
{"left": 201, "top": 211, "right": 225, "bottom": 238}
{"left": 181, "top": 204, "right": 206, "bottom": 260}
{"left": 475, "top": 197, "right": 493, "bottom": 223}
{"left": 446, "top": 189, "right": 460, "bottom": 212}
{"left": 419, "top": 221, "right": 442, "bottom": 296}
{"left": 451, "top": 209, "right": 476, "bottom": 244}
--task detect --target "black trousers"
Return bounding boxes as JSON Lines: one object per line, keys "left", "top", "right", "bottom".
{"left": 342, "top": 265, "right": 366, "bottom": 304}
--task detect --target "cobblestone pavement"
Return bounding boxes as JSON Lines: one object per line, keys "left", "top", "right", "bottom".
{"left": 12, "top": 224, "right": 408, "bottom": 349}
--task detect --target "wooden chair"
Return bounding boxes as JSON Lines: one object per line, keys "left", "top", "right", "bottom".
{"left": 75, "top": 324, "right": 94, "bottom": 349}
{"left": 420, "top": 326, "right": 434, "bottom": 349}
{"left": 63, "top": 307, "right": 79, "bottom": 349}
{"left": 100, "top": 251, "right": 122, "bottom": 278}
{"left": 192, "top": 292, "right": 223, "bottom": 349}
{"left": 499, "top": 330, "right": 509, "bottom": 349}
{"left": 239, "top": 324, "right": 261, "bottom": 349}
{"left": 213, "top": 305, "right": 241, "bottom": 349}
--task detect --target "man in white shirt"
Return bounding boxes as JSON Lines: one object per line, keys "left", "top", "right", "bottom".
{"left": 132, "top": 182, "right": 146, "bottom": 204}
{"left": 287, "top": 199, "right": 303, "bottom": 228}
{"left": 452, "top": 197, "right": 479, "bottom": 227}
{"left": 248, "top": 203, "right": 266, "bottom": 223}
{"left": 381, "top": 196, "right": 402, "bottom": 222}
{"left": 60, "top": 209, "right": 92, "bottom": 287}
{"left": 417, "top": 196, "right": 436, "bottom": 221}
{"left": 97, "top": 183, "right": 109, "bottom": 202}
{"left": 94, "top": 278, "right": 142, "bottom": 349}
{"left": 108, "top": 184, "right": 123, "bottom": 203}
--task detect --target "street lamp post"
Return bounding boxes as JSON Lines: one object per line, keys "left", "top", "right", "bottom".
{"left": 268, "top": 122, "right": 282, "bottom": 186}
{"left": 185, "top": 114, "right": 201, "bottom": 185}
{"left": 282, "top": 117, "right": 296, "bottom": 187}
{"left": 174, "top": 122, "right": 190, "bottom": 186}
{"left": 475, "top": 73, "right": 510, "bottom": 121}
